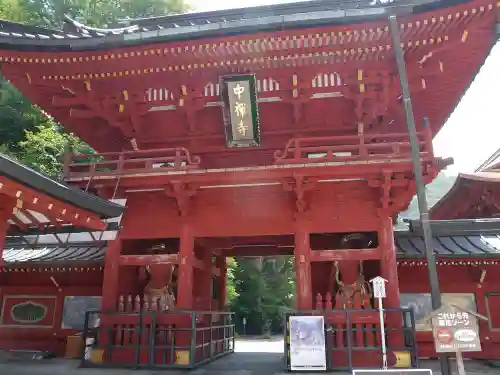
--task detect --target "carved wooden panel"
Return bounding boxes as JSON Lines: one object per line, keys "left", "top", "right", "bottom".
{"left": 0, "top": 295, "right": 57, "bottom": 327}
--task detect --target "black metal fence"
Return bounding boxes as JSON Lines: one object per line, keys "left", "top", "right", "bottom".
{"left": 79, "top": 310, "right": 235, "bottom": 369}
{"left": 284, "top": 308, "right": 418, "bottom": 372}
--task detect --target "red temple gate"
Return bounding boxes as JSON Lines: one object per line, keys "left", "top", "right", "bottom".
{"left": 0, "top": 0, "right": 498, "bottom": 369}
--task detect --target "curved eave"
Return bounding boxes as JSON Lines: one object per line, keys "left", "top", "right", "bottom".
{"left": 0, "top": 153, "right": 124, "bottom": 218}
{"left": 0, "top": 0, "right": 485, "bottom": 51}
{"left": 429, "top": 172, "right": 500, "bottom": 219}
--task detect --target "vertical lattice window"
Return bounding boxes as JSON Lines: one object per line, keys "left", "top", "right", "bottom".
{"left": 10, "top": 301, "right": 47, "bottom": 324}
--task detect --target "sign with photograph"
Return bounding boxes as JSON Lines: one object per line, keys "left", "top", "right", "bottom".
{"left": 430, "top": 304, "right": 482, "bottom": 353}
{"left": 400, "top": 293, "right": 477, "bottom": 331}
{"left": 352, "top": 370, "right": 432, "bottom": 374}
{"left": 61, "top": 296, "right": 101, "bottom": 330}
{"left": 220, "top": 74, "right": 260, "bottom": 148}
{"left": 289, "top": 315, "right": 327, "bottom": 371}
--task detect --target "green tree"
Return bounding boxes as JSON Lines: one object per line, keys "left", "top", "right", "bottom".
{"left": 0, "top": 0, "right": 190, "bottom": 177}
{"left": 0, "top": 0, "right": 26, "bottom": 22}
{"left": 0, "top": 81, "right": 49, "bottom": 149}
{"left": 19, "top": 0, "right": 189, "bottom": 29}
{"left": 17, "top": 124, "right": 92, "bottom": 178}
{"left": 226, "top": 257, "right": 239, "bottom": 306}
{"left": 230, "top": 257, "right": 295, "bottom": 335}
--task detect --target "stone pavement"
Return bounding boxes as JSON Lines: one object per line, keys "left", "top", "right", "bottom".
{"left": 1, "top": 338, "right": 499, "bottom": 375}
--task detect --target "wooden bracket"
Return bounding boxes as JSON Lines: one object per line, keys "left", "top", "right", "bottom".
{"left": 177, "top": 85, "right": 205, "bottom": 133}
{"left": 368, "top": 170, "right": 412, "bottom": 217}
{"left": 164, "top": 181, "right": 197, "bottom": 217}
{"left": 282, "top": 175, "right": 317, "bottom": 217}
{"left": 53, "top": 82, "right": 144, "bottom": 140}
{"left": 280, "top": 73, "right": 313, "bottom": 126}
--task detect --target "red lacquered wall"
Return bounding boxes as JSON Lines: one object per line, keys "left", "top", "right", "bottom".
{"left": 398, "top": 262, "right": 500, "bottom": 359}
{"left": 0, "top": 269, "right": 103, "bottom": 355}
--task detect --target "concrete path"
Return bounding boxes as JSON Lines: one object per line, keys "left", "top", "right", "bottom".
{"left": 1, "top": 337, "right": 498, "bottom": 375}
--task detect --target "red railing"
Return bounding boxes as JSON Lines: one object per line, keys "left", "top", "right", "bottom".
{"left": 274, "top": 130, "right": 433, "bottom": 164}
{"left": 64, "top": 147, "right": 201, "bottom": 179}
{"left": 64, "top": 129, "right": 434, "bottom": 180}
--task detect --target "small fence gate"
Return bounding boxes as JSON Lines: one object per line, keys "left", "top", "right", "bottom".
{"left": 284, "top": 308, "right": 419, "bottom": 372}
{"left": 80, "top": 310, "right": 235, "bottom": 369}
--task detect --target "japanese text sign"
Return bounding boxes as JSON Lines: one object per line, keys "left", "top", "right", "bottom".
{"left": 220, "top": 74, "right": 260, "bottom": 147}
{"left": 370, "top": 276, "right": 387, "bottom": 299}
{"left": 353, "top": 370, "right": 432, "bottom": 375}
{"left": 430, "top": 304, "right": 482, "bottom": 353}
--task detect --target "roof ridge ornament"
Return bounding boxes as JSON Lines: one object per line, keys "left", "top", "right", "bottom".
{"left": 63, "top": 14, "right": 139, "bottom": 34}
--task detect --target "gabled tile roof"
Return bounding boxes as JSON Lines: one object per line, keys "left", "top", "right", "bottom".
{"left": 0, "top": 153, "right": 123, "bottom": 219}
{"left": 0, "top": 0, "right": 470, "bottom": 50}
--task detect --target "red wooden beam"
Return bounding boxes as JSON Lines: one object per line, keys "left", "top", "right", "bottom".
{"left": 212, "top": 266, "right": 220, "bottom": 277}
{"left": 221, "top": 246, "right": 293, "bottom": 257}
{"left": 119, "top": 254, "right": 179, "bottom": 266}
{"left": 0, "top": 176, "right": 107, "bottom": 231}
{"left": 8, "top": 212, "right": 29, "bottom": 233}
{"left": 310, "top": 248, "right": 381, "bottom": 262}
{"left": 20, "top": 209, "right": 45, "bottom": 230}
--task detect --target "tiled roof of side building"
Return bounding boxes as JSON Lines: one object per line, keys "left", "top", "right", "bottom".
{"left": 0, "top": 0, "right": 474, "bottom": 50}
{"left": 2, "top": 241, "right": 106, "bottom": 266}
{"left": 395, "top": 219, "right": 500, "bottom": 258}
{"left": 0, "top": 153, "right": 124, "bottom": 218}
{"left": 429, "top": 172, "right": 500, "bottom": 219}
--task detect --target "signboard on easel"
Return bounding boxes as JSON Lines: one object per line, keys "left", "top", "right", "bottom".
{"left": 289, "top": 315, "right": 327, "bottom": 371}
{"left": 353, "top": 370, "right": 432, "bottom": 374}
{"left": 430, "top": 304, "right": 482, "bottom": 353}
{"left": 424, "top": 304, "right": 488, "bottom": 375}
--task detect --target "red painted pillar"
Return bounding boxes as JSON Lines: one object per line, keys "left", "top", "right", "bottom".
{"left": 0, "top": 207, "right": 10, "bottom": 269}
{"left": 101, "top": 238, "right": 122, "bottom": 312}
{"left": 99, "top": 238, "right": 122, "bottom": 360}
{"left": 200, "top": 249, "right": 213, "bottom": 310}
{"left": 295, "top": 223, "right": 312, "bottom": 310}
{"left": 0, "top": 205, "right": 10, "bottom": 313}
{"left": 379, "top": 216, "right": 400, "bottom": 309}
{"left": 379, "top": 216, "right": 403, "bottom": 351}
{"left": 177, "top": 222, "right": 195, "bottom": 309}
{"left": 175, "top": 223, "right": 195, "bottom": 364}
{"left": 216, "top": 256, "right": 227, "bottom": 311}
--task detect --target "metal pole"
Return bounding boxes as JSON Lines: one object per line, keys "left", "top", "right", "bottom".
{"left": 378, "top": 296, "right": 388, "bottom": 369}
{"left": 388, "top": 15, "right": 451, "bottom": 375}
{"left": 456, "top": 351, "right": 466, "bottom": 375}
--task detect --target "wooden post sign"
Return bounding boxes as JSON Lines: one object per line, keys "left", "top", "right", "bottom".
{"left": 426, "top": 304, "right": 485, "bottom": 354}
{"left": 424, "top": 304, "right": 488, "bottom": 375}
{"left": 370, "top": 276, "right": 388, "bottom": 369}
{"left": 353, "top": 370, "right": 432, "bottom": 374}
{"left": 220, "top": 74, "right": 260, "bottom": 148}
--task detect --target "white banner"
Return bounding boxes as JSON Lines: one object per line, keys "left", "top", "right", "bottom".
{"left": 289, "top": 315, "right": 327, "bottom": 371}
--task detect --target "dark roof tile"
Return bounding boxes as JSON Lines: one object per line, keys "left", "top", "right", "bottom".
{"left": 394, "top": 234, "right": 500, "bottom": 258}
{"left": 0, "top": 153, "right": 123, "bottom": 218}
{"left": 3, "top": 242, "right": 106, "bottom": 265}
{"left": 0, "top": 0, "right": 471, "bottom": 50}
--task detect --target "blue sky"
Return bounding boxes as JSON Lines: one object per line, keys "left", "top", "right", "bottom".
{"left": 189, "top": 0, "right": 499, "bottom": 175}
